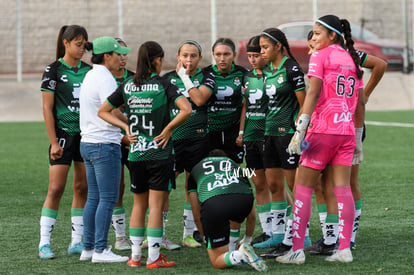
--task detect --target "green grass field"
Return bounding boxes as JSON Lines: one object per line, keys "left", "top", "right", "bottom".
{"left": 1, "top": 110, "right": 413, "bottom": 274}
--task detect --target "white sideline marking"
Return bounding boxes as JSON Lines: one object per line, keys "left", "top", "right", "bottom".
{"left": 365, "top": 121, "right": 414, "bottom": 128}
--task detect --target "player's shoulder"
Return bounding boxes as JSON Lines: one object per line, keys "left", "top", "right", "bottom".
{"left": 234, "top": 64, "right": 248, "bottom": 74}
{"left": 43, "top": 60, "right": 61, "bottom": 74}
{"left": 162, "top": 70, "right": 177, "bottom": 79}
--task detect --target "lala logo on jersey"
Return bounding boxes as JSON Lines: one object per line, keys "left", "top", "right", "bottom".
{"left": 333, "top": 102, "right": 353, "bottom": 123}
{"left": 207, "top": 173, "right": 238, "bottom": 191}
{"left": 216, "top": 85, "right": 234, "bottom": 100}
{"left": 130, "top": 136, "right": 158, "bottom": 153}
{"left": 248, "top": 88, "right": 263, "bottom": 104}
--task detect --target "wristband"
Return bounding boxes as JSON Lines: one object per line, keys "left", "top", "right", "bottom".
{"left": 296, "top": 114, "right": 311, "bottom": 132}
{"left": 239, "top": 130, "right": 244, "bottom": 135}
{"left": 355, "top": 127, "right": 364, "bottom": 141}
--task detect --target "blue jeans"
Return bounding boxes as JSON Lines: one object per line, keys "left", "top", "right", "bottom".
{"left": 80, "top": 142, "right": 121, "bottom": 252}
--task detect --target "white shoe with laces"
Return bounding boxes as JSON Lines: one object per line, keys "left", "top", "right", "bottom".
{"left": 325, "top": 248, "right": 353, "bottom": 263}
{"left": 276, "top": 248, "right": 305, "bottom": 264}
{"left": 91, "top": 247, "right": 129, "bottom": 263}
{"left": 115, "top": 236, "right": 131, "bottom": 251}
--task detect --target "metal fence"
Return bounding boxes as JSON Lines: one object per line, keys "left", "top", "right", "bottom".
{"left": 1, "top": 0, "right": 413, "bottom": 80}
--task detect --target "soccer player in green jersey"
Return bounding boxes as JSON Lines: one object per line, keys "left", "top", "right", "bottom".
{"left": 186, "top": 149, "right": 268, "bottom": 272}
{"left": 39, "top": 25, "right": 91, "bottom": 259}
{"left": 236, "top": 35, "right": 272, "bottom": 247}
{"left": 162, "top": 40, "right": 215, "bottom": 249}
{"left": 204, "top": 38, "right": 247, "bottom": 164}
{"left": 253, "top": 28, "right": 307, "bottom": 250}
{"left": 98, "top": 41, "right": 192, "bottom": 268}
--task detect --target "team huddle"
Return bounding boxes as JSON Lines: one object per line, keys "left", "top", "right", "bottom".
{"left": 38, "top": 13, "right": 386, "bottom": 271}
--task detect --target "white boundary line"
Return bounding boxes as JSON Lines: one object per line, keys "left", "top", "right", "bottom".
{"left": 365, "top": 121, "right": 414, "bottom": 128}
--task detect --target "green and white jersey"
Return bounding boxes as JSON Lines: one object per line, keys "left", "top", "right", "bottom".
{"left": 243, "top": 69, "right": 267, "bottom": 142}
{"left": 204, "top": 64, "right": 247, "bottom": 131}
{"left": 164, "top": 68, "right": 215, "bottom": 140}
{"left": 40, "top": 58, "right": 91, "bottom": 135}
{"left": 263, "top": 56, "right": 306, "bottom": 136}
{"left": 114, "top": 69, "right": 135, "bottom": 135}
{"left": 107, "top": 73, "right": 184, "bottom": 161}
{"left": 188, "top": 156, "right": 252, "bottom": 203}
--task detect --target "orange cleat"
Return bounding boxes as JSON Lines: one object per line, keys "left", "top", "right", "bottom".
{"left": 146, "top": 254, "right": 176, "bottom": 269}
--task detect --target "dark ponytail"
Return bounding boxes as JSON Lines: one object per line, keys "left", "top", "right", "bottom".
{"left": 134, "top": 41, "right": 164, "bottom": 86}
{"left": 55, "top": 25, "right": 88, "bottom": 60}
{"left": 261, "top": 28, "right": 298, "bottom": 64}
{"left": 341, "top": 19, "right": 363, "bottom": 79}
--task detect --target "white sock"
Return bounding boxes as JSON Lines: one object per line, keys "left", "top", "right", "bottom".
{"left": 226, "top": 250, "right": 244, "bottom": 265}
{"left": 351, "top": 208, "right": 361, "bottom": 243}
{"left": 148, "top": 236, "right": 162, "bottom": 262}
{"left": 229, "top": 229, "right": 240, "bottom": 251}
{"left": 319, "top": 212, "right": 327, "bottom": 236}
{"left": 258, "top": 210, "right": 273, "bottom": 236}
{"left": 130, "top": 236, "right": 144, "bottom": 259}
{"left": 112, "top": 213, "right": 126, "bottom": 238}
{"left": 324, "top": 222, "right": 339, "bottom": 245}
{"left": 282, "top": 216, "right": 293, "bottom": 246}
{"left": 39, "top": 216, "right": 56, "bottom": 247}
{"left": 183, "top": 208, "right": 195, "bottom": 238}
{"left": 71, "top": 215, "right": 83, "bottom": 245}
{"left": 271, "top": 208, "right": 287, "bottom": 235}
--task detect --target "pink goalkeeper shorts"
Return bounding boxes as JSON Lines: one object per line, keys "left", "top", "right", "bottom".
{"left": 299, "top": 132, "right": 355, "bottom": 170}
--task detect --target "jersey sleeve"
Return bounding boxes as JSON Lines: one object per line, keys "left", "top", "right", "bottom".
{"left": 40, "top": 61, "right": 59, "bottom": 93}
{"left": 200, "top": 70, "right": 216, "bottom": 93}
{"left": 106, "top": 84, "right": 125, "bottom": 108}
{"left": 356, "top": 50, "right": 368, "bottom": 67}
{"left": 286, "top": 59, "right": 306, "bottom": 92}
{"left": 307, "top": 51, "right": 325, "bottom": 80}
{"left": 160, "top": 77, "right": 184, "bottom": 105}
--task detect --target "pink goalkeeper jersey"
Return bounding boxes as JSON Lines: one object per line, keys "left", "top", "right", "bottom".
{"left": 307, "top": 44, "right": 364, "bottom": 136}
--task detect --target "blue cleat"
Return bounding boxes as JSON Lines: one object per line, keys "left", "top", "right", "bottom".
{"left": 68, "top": 242, "right": 84, "bottom": 255}
{"left": 253, "top": 233, "right": 284, "bottom": 248}
{"left": 39, "top": 244, "right": 55, "bottom": 259}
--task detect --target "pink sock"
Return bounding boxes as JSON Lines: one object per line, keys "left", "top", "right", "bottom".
{"left": 334, "top": 186, "right": 355, "bottom": 250}
{"left": 292, "top": 184, "right": 313, "bottom": 251}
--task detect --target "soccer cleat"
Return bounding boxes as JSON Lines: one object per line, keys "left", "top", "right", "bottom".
{"left": 253, "top": 233, "right": 284, "bottom": 248}
{"left": 115, "top": 236, "right": 131, "bottom": 251}
{"left": 39, "top": 244, "right": 55, "bottom": 259}
{"left": 91, "top": 247, "right": 129, "bottom": 263}
{"left": 79, "top": 249, "right": 93, "bottom": 261}
{"left": 146, "top": 254, "right": 176, "bottom": 268}
{"left": 350, "top": 241, "right": 357, "bottom": 250}
{"left": 260, "top": 243, "right": 292, "bottom": 258}
{"left": 127, "top": 256, "right": 142, "bottom": 267}
{"left": 305, "top": 238, "right": 335, "bottom": 255}
{"left": 182, "top": 235, "right": 201, "bottom": 248}
{"left": 276, "top": 248, "right": 305, "bottom": 265}
{"left": 162, "top": 237, "right": 181, "bottom": 250}
{"left": 239, "top": 243, "right": 268, "bottom": 272}
{"left": 325, "top": 248, "right": 353, "bottom": 263}
{"left": 251, "top": 232, "right": 271, "bottom": 245}
{"left": 68, "top": 242, "right": 84, "bottom": 255}
{"left": 193, "top": 230, "right": 204, "bottom": 244}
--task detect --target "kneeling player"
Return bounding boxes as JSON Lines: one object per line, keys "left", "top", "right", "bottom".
{"left": 187, "top": 149, "right": 268, "bottom": 272}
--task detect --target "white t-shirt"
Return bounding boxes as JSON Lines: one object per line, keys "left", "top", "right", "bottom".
{"left": 80, "top": 64, "right": 122, "bottom": 144}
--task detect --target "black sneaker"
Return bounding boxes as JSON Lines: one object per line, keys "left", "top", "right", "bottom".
{"left": 305, "top": 238, "right": 335, "bottom": 255}
{"left": 251, "top": 233, "right": 271, "bottom": 245}
{"left": 260, "top": 243, "right": 292, "bottom": 258}
{"left": 193, "top": 230, "right": 204, "bottom": 244}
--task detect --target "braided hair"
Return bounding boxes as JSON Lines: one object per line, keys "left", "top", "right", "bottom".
{"left": 316, "top": 15, "right": 363, "bottom": 79}
{"left": 261, "top": 28, "right": 298, "bottom": 64}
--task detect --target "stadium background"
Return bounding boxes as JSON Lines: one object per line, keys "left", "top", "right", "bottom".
{"left": 0, "top": 0, "right": 413, "bottom": 74}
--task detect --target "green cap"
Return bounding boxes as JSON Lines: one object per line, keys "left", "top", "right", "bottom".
{"left": 92, "top": 36, "right": 131, "bottom": 55}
